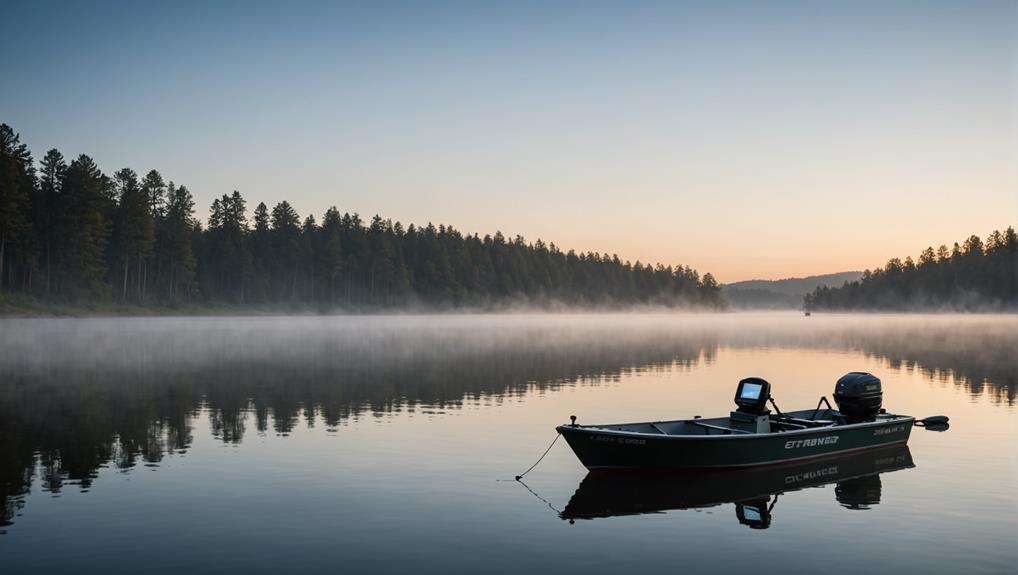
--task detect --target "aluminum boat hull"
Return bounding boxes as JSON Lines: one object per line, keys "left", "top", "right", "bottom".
{"left": 557, "top": 415, "right": 914, "bottom": 470}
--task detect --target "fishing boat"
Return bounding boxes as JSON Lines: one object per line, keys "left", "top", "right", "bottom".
{"left": 557, "top": 372, "right": 947, "bottom": 470}
{"left": 561, "top": 444, "right": 915, "bottom": 528}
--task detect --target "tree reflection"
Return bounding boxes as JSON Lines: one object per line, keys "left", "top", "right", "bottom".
{"left": 0, "top": 323, "right": 716, "bottom": 529}
{"left": 0, "top": 316, "right": 1013, "bottom": 530}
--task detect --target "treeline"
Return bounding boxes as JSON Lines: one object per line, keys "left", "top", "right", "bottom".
{"left": 0, "top": 123, "right": 723, "bottom": 309}
{"left": 804, "top": 229, "right": 1017, "bottom": 311}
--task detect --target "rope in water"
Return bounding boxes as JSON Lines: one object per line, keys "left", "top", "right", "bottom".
{"left": 514, "top": 432, "right": 561, "bottom": 481}
{"left": 516, "top": 477, "right": 564, "bottom": 515}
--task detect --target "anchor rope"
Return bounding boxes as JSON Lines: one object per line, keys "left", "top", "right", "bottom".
{"left": 512, "top": 432, "right": 561, "bottom": 481}
{"left": 516, "top": 477, "right": 564, "bottom": 515}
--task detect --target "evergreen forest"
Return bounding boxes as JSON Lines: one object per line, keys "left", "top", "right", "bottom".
{"left": 0, "top": 123, "right": 724, "bottom": 311}
{"left": 804, "top": 230, "right": 1017, "bottom": 311}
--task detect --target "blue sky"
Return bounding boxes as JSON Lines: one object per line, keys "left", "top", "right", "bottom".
{"left": 2, "top": 0, "right": 1015, "bottom": 281}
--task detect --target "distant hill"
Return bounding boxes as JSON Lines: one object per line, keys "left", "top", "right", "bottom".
{"left": 722, "top": 272, "right": 863, "bottom": 309}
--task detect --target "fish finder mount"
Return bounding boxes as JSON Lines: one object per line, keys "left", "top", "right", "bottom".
{"left": 731, "top": 377, "right": 773, "bottom": 433}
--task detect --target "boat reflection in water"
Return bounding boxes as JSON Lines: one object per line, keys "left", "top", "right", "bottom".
{"left": 560, "top": 445, "right": 914, "bottom": 529}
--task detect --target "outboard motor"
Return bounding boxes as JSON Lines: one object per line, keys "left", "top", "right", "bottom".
{"left": 833, "top": 372, "right": 882, "bottom": 423}
{"left": 836, "top": 475, "right": 882, "bottom": 510}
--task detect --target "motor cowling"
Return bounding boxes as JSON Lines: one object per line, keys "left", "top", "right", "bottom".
{"left": 833, "top": 372, "right": 882, "bottom": 423}
{"left": 836, "top": 475, "right": 882, "bottom": 510}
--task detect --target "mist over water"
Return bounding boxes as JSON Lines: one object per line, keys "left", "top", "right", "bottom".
{"left": 1, "top": 313, "right": 1015, "bottom": 573}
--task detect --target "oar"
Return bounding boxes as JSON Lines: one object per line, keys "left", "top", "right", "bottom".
{"left": 914, "top": 415, "right": 950, "bottom": 431}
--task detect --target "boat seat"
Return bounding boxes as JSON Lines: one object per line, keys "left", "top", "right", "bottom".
{"left": 648, "top": 422, "right": 670, "bottom": 434}
{"left": 785, "top": 417, "right": 834, "bottom": 428}
{"left": 691, "top": 421, "right": 752, "bottom": 435}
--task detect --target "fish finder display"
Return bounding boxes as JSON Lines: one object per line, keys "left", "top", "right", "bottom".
{"left": 734, "top": 378, "right": 770, "bottom": 413}
{"left": 740, "top": 382, "right": 762, "bottom": 400}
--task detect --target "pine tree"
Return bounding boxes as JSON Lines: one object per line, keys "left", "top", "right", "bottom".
{"left": 320, "top": 207, "right": 344, "bottom": 304}
{"left": 249, "top": 202, "right": 271, "bottom": 301}
{"left": 270, "top": 201, "right": 300, "bottom": 300}
{"left": 36, "top": 149, "right": 67, "bottom": 294}
{"left": 205, "top": 191, "right": 250, "bottom": 302}
{"left": 60, "top": 155, "right": 112, "bottom": 298}
{"left": 162, "top": 184, "right": 196, "bottom": 299}
{"left": 301, "top": 215, "right": 318, "bottom": 302}
{"left": 113, "top": 168, "right": 154, "bottom": 300}
{"left": 141, "top": 170, "right": 167, "bottom": 217}
{"left": 0, "top": 124, "right": 35, "bottom": 290}
{"left": 141, "top": 170, "right": 167, "bottom": 299}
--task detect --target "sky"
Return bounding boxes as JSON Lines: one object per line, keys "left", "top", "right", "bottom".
{"left": 1, "top": 0, "right": 1015, "bottom": 282}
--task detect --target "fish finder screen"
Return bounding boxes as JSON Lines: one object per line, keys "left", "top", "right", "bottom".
{"left": 740, "top": 383, "right": 762, "bottom": 400}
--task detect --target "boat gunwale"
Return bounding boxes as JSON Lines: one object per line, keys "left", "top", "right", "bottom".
{"left": 556, "top": 414, "right": 915, "bottom": 441}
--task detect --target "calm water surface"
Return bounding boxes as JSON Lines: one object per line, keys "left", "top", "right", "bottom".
{"left": 1, "top": 313, "right": 1015, "bottom": 573}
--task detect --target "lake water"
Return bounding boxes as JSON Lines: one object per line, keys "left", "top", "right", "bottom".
{"left": 1, "top": 313, "right": 1015, "bottom": 574}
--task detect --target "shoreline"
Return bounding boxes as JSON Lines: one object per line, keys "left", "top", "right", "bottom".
{"left": 2, "top": 303, "right": 1014, "bottom": 320}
